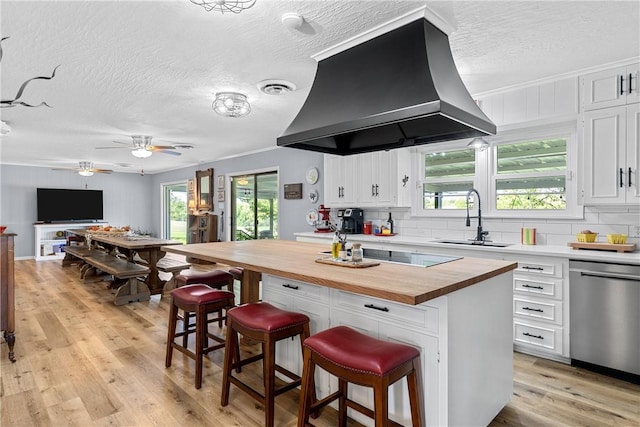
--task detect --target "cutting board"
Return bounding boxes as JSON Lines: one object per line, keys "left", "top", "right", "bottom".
{"left": 568, "top": 242, "right": 636, "bottom": 253}
{"left": 315, "top": 257, "right": 380, "bottom": 268}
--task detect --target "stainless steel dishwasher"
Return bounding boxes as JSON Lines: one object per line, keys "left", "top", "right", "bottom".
{"left": 569, "top": 260, "right": 640, "bottom": 382}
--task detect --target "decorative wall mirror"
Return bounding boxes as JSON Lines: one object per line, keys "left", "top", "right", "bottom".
{"left": 196, "top": 168, "right": 214, "bottom": 211}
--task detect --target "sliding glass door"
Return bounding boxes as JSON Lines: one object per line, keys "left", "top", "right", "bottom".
{"left": 162, "top": 182, "right": 188, "bottom": 243}
{"left": 230, "top": 172, "right": 278, "bottom": 240}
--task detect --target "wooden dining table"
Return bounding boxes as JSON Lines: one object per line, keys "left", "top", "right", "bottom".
{"left": 66, "top": 229, "right": 182, "bottom": 295}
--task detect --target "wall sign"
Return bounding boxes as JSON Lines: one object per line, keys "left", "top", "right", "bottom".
{"left": 284, "top": 183, "right": 302, "bottom": 199}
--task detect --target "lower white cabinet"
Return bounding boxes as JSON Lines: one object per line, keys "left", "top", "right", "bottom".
{"left": 505, "top": 255, "right": 570, "bottom": 360}
{"left": 261, "top": 275, "right": 331, "bottom": 396}
{"left": 34, "top": 222, "right": 96, "bottom": 261}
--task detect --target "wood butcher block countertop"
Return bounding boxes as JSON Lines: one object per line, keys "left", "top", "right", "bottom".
{"left": 163, "top": 240, "right": 517, "bottom": 306}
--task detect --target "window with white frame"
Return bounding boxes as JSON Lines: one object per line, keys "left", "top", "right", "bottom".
{"left": 419, "top": 145, "right": 477, "bottom": 210}
{"left": 414, "top": 124, "right": 580, "bottom": 218}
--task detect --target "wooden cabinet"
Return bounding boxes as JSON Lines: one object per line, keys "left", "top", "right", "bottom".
{"left": 323, "top": 154, "right": 358, "bottom": 207}
{"left": 187, "top": 214, "right": 218, "bottom": 243}
{"left": 1, "top": 233, "right": 16, "bottom": 362}
{"left": 505, "top": 255, "right": 569, "bottom": 360}
{"left": 583, "top": 103, "right": 639, "bottom": 204}
{"left": 581, "top": 63, "right": 640, "bottom": 111}
{"left": 324, "top": 149, "right": 411, "bottom": 208}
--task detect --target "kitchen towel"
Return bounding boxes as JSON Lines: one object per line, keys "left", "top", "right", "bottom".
{"left": 521, "top": 228, "right": 536, "bottom": 245}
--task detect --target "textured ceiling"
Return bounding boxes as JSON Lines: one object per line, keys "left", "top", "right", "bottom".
{"left": 1, "top": 0, "right": 639, "bottom": 174}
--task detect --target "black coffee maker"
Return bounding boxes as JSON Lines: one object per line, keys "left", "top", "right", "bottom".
{"left": 339, "top": 208, "right": 364, "bottom": 234}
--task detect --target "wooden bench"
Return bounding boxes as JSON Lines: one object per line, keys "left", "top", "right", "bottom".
{"left": 84, "top": 252, "right": 151, "bottom": 305}
{"left": 62, "top": 245, "right": 95, "bottom": 267}
{"left": 156, "top": 258, "right": 191, "bottom": 292}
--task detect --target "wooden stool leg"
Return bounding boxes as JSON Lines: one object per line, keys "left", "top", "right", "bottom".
{"left": 183, "top": 311, "right": 191, "bottom": 348}
{"left": 373, "top": 378, "right": 389, "bottom": 427}
{"left": 221, "top": 320, "right": 237, "bottom": 406}
{"left": 338, "top": 378, "right": 348, "bottom": 427}
{"left": 297, "top": 347, "right": 316, "bottom": 427}
{"left": 408, "top": 359, "right": 423, "bottom": 427}
{"left": 264, "top": 337, "right": 277, "bottom": 427}
{"left": 195, "top": 306, "right": 206, "bottom": 389}
{"left": 165, "top": 302, "right": 178, "bottom": 368}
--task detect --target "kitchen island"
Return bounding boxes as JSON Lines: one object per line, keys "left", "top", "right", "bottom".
{"left": 163, "top": 240, "right": 517, "bottom": 426}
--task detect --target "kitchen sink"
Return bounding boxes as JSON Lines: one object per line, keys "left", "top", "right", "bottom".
{"left": 434, "top": 239, "right": 513, "bottom": 248}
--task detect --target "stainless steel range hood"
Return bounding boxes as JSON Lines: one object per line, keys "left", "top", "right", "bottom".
{"left": 277, "top": 18, "right": 495, "bottom": 155}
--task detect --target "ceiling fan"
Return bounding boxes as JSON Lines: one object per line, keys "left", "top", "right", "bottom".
{"left": 52, "top": 161, "right": 113, "bottom": 176}
{"left": 96, "top": 135, "right": 194, "bottom": 158}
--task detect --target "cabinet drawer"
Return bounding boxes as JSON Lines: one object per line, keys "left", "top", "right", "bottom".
{"left": 263, "top": 275, "right": 329, "bottom": 302}
{"left": 516, "top": 260, "right": 563, "bottom": 278}
{"left": 514, "top": 298, "right": 563, "bottom": 325}
{"left": 331, "top": 289, "right": 439, "bottom": 333}
{"left": 513, "top": 276, "right": 563, "bottom": 299}
{"left": 514, "top": 322, "right": 563, "bottom": 354}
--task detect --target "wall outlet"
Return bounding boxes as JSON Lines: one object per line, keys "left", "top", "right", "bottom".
{"left": 635, "top": 226, "right": 640, "bottom": 238}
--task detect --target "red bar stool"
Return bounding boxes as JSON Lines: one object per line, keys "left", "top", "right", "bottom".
{"left": 221, "top": 302, "right": 311, "bottom": 427}
{"left": 228, "top": 267, "right": 244, "bottom": 283}
{"left": 176, "top": 270, "right": 234, "bottom": 330}
{"left": 165, "top": 284, "right": 236, "bottom": 389}
{"left": 298, "top": 326, "right": 423, "bottom": 427}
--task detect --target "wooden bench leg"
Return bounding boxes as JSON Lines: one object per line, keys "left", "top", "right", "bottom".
{"left": 114, "top": 278, "right": 151, "bottom": 306}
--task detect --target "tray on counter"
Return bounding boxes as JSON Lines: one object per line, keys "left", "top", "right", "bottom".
{"left": 315, "top": 257, "right": 380, "bottom": 268}
{"left": 568, "top": 242, "right": 635, "bottom": 253}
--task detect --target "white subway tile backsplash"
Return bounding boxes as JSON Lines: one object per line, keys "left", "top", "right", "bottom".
{"left": 363, "top": 205, "right": 637, "bottom": 248}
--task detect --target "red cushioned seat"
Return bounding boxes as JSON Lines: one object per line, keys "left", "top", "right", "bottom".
{"left": 171, "top": 284, "right": 234, "bottom": 305}
{"left": 175, "top": 270, "right": 233, "bottom": 289}
{"left": 303, "top": 325, "right": 419, "bottom": 377}
{"left": 228, "top": 267, "right": 244, "bottom": 281}
{"left": 227, "top": 302, "right": 309, "bottom": 332}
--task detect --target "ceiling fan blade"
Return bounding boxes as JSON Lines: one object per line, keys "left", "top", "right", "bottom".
{"left": 157, "top": 150, "right": 182, "bottom": 156}
{"left": 51, "top": 167, "right": 76, "bottom": 171}
{"left": 92, "top": 169, "right": 113, "bottom": 174}
{"left": 111, "top": 140, "right": 132, "bottom": 146}
{"left": 96, "top": 146, "right": 127, "bottom": 149}
{"left": 148, "top": 145, "right": 176, "bottom": 150}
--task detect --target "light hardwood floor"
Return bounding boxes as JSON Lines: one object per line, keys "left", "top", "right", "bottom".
{"left": 1, "top": 259, "right": 639, "bottom": 426}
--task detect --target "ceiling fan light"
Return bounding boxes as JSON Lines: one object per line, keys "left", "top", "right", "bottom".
{"left": 213, "top": 92, "right": 251, "bottom": 118}
{"left": 132, "top": 148, "right": 152, "bottom": 158}
{"left": 78, "top": 170, "right": 94, "bottom": 177}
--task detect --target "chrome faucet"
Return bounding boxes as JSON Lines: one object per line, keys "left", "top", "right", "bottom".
{"left": 466, "top": 188, "right": 489, "bottom": 243}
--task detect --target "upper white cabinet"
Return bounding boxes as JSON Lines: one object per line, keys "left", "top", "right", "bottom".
{"left": 583, "top": 103, "right": 639, "bottom": 205}
{"left": 324, "top": 149, "right": 411, "bottom": 208}
{"left": 357, "top": 150, "right": 411, "bottom": 207}
{"left": 478, "top": 77, "right": 578, "bottom": 127}
{"left": 581, "top": 63, "right": 640, "bottom": 111}
{"left": 324, "top": 154, "right": 358, "bottom": 207}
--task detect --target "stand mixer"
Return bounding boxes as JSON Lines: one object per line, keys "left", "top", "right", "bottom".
{"left": 314, "top": 204, "right": 333, "bottom": 233}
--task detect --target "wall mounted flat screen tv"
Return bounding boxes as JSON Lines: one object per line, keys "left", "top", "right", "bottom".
{"left": 37, "top": 188, "right": 104, "bottom": 223}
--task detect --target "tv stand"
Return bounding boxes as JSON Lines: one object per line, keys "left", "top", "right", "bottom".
{"left": 34, "top": 222, "right": 98, "bottom": 261}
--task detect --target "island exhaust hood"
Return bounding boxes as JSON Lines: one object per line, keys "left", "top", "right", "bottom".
{"left": 277, "top": 17, "right": 496, "bottom": 155}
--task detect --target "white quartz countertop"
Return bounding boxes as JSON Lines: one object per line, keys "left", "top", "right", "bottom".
{"left": 294, "top": 232, "right": 640, "bottom": 265}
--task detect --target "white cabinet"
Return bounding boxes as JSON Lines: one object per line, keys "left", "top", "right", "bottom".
{"left": 330, "top": 290, "right": 442, "bottom": 427}
{"left": 581, "top": 63, "right": 640, "bottom": 111}
{"left": 357, "top": 150, "right": 411, "bottom": 207}
{"left": 323, "top": 154, "right": 358, "bottom": 207}
{"left": 505, "top": 255, "right": 570, "bottom": 360}
{"left": 324, "top": 149, "right": 411, "bottom": 208}
{"left": 34, "top": 223, "right": 96, "bottom": 261}
{"left": 261, "top": 275, "right": 331, "bottom": 396}
{"left": 583, "top": 103, "right": 639, "bottom": 204}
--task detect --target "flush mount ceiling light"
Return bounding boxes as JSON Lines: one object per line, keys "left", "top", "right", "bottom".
{"left": 467, "top": 137, "right": 490, "bottom": 151}
{"left": 213, "top": 92, "right": 251, "bottom": 118}
{"left": 257, "top": 79, "right": 296, "bottom": 95}
{"left": 0, "top": 120, "right": 10, "bottom": 136}
{"left": 189, "top": 0, "right": 256, "bottom": 14}
{"left": 281, "top": 12, "right": 304, "bottom": 30}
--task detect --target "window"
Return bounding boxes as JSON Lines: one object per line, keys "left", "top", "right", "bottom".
{"left": 161, "top": 182, "right": 188, "bottom": 243}
{"left": 230, "top": 171, "right": 278, "bottom": 240}
{"left": 494, "top": 138, "right": 568, "bottom": 210}
{"left": 421, "top": 146, "right": 476, "bottom": 210}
